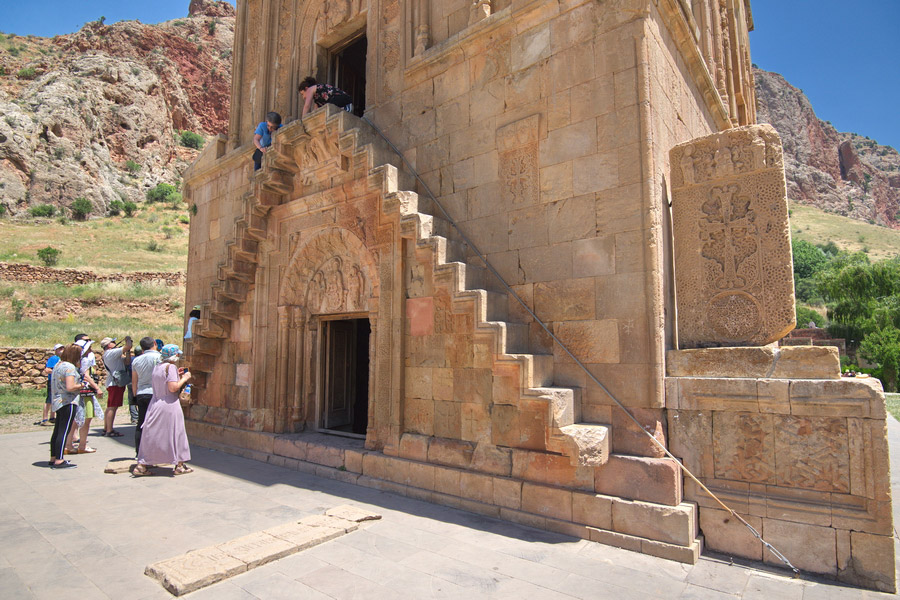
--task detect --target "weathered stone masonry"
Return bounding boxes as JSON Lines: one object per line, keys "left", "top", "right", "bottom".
{"left": 181, "top": 0, "right": 894, "bottom": 592}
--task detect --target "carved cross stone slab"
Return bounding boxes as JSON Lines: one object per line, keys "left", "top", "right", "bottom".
{"left": 670, "top": 124, "right": 795, "bottom": 347}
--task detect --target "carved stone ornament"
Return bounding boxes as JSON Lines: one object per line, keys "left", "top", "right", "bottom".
{"left": 291, "top": 130, "right": 346, "bottom": 188}
{"left": 670, "top": 124, "right": 795, "bottom": 347}
{"left": 497, "top": 115, "right": 540, "bottom": 206}
{"left": 469, "top": 0, "right": 492, "bottom": 26}
{"left": 279, "top": 227, "right": 375, "bottom": 315}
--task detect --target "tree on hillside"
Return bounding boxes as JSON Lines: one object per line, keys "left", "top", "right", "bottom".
{"left": 818, "top": 255, "right": 900, "bottom": 389}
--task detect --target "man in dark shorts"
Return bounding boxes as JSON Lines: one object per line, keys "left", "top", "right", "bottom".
{"left": 100, "top": 336, "right": 132, "bottom": 437}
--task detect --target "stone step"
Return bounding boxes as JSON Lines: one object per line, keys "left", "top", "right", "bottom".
{"left": 557, "top": 423, "right": 611, "bottom": 467}
{"left": 192, "top": 336, "right": 223, "bottom": 357}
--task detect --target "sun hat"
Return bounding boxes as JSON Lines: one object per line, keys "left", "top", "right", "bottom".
{"left": 160, "top": 344, "right": 183, "bottom": 361}
{"left": 53, "top": 343, "right": 64, "bottom": 351}
{"left": 99, "top": 337, "right": 115, "bottom": 348}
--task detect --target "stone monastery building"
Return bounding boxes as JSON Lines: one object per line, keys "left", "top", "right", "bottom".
{"left": 182, "top": 0, "right": 895, "bottom": 591}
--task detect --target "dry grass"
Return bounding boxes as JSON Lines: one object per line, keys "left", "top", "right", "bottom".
{"left": 789, "top": 203, "right": 900, "bottom": 261}
{"left": 0, "top": 204, "right": 190, "bottom": 273}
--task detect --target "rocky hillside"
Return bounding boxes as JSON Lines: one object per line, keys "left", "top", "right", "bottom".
{"left": 755, "top": 67, "right": 900, "bottom": 228}
{"left": 0, "top": 0, "right": 234, "bottom": 217}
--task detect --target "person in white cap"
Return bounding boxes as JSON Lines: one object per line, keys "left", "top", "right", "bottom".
{"left": 70, "top": 334, "right": 102, "bottom": 454}
{"left": 35, "top": 344, "right": 65, "bottom": 426}
{"left": 100, "top": 336, "right": 132, "bottom": 437}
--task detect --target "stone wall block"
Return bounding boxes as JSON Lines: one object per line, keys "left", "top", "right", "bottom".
{"left": 594, "top": 455, "right": 682, "bottom": 506}
{"left": 846, "top": 532, "right": 897, "bottom": 593}
{"left": 761, "top": 518, "right": 836, "bottom": 575}
{"left": 572, "top": 492, "right": 613, "bottom": 530}
{"left": 522, "top": 482, "right": 573, "bottom": 522}
{"left": 670, "top": 124, "right": 795, "bottom": 347}
{"left": 698, "top": 507, "right": 763, "bottom": 561}
{"left": 610, "top": 499, "right": 696, "bottom": 547}
{"left": 788, "top": 377, "right": 885, "bottom": 419}
{"left": 772, "top": 346, "right": 841, "bottom": 379}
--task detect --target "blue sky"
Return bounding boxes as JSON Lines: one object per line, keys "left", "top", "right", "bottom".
{"left": 0, "top": 0, "right": 897, "bottom": 149}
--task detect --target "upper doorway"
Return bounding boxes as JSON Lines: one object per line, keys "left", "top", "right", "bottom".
{"left": 328, "top": 34, "right": 366, "bottom": 117}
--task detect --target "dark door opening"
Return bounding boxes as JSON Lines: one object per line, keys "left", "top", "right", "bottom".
{"left": 328, "top": 34, "right": 366, "bottom": 117}
{"left": 322, "top": 318, "right": 370, "bottom": 436}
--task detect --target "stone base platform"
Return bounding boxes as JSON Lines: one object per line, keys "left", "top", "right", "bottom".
{"left": 186, "top": 421, "right": 703, "bottom": 565}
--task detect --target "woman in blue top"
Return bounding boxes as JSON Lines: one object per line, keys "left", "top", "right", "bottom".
{"left": 252, "top": 111, "right": 282, "bottom": 171}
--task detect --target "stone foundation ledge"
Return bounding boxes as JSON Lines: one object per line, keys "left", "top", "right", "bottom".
{"left": 186, "top": 421, "right": 702, "bottom": 564}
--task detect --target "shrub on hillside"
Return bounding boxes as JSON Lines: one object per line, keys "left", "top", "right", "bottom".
{"left": 125, "top": 160, "right": 141, "bottom": 174}
{"left": 36, "top": 246, "right": 61, "bottom": 267}
{"left": 178, "top": 130, "right": 205, "bottom": 150}
{"left": 0, "top": 204, "right": 6, "bottom": 217}
{"left": 122, "top": 201, "right": 137, "bottom": 217}
{"left": 108, "top": 199, "right": 124, "bottom": 216}
{"left": 70, "top": 197, "right": 92, "bottom": 220}
{"left": 16, "top": 67, "right": 36, "bottom": 80}
{"left": 146, "top": 182, "right": 181, "bottom": 204}
{"left": 29, "top": 204, "right": 55, "bottom": 218}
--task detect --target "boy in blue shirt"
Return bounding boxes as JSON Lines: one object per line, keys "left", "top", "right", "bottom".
{"left": 36, "top": 344, "right": 64, "bottom": 425}
{"left": 252, "top": 112, "right": 282, "bottom": 171}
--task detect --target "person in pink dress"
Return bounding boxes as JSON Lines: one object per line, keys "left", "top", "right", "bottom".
{"left": 133, "top": 344, "right": 193, "bottom": 476}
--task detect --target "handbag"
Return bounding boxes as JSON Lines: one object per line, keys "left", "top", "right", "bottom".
{"left": 111, "top": 369, "right": 128, "bottom": 387}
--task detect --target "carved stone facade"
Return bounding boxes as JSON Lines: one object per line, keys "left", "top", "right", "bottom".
{"left": 181, "top": 0, "right": 894, "bottom": 593}
{"left": 671, "top": 124, "right": 795, "bottom": 347}
{"left": 667, "top": 347, "right": 895, "bottom": 592}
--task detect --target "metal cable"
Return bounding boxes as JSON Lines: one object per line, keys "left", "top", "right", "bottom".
{"left": 361, "top": 115, "right": 800, "bottom": 576}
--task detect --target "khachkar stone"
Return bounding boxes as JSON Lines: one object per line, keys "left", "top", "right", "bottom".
{"left": 670, "top": 124, "right": 795, "bottom": 347}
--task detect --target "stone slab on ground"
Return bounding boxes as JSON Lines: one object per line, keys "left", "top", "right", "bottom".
{"left": 325, "top": 504, "right": 382, "bottom": 522}
{"left": 215, "top": 531, "right": 296, "bottom": 570}
{"left": 145, "top": 507, "right": 378, "bottom": 595}
{"left": 144, "top": 546, "right": 247, "bottom": 596}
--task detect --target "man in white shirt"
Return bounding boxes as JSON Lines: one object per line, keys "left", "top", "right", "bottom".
{"left": 131, "top": 337, "right": 161, "bottom": 455}
{"left": 100, "top": 336, "right": 132, "bottom": 437}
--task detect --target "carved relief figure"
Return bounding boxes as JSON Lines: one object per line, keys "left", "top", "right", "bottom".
{"left": 324, "top": 257, "right": 346, "bottom": 312}
{"left": 470, "top": 0, "right": 492, "bottom": 25}
{"left": 347, "top": 264, "right": 364, "bottom": 310}
{"left": 680, "top": 144, "right": 696, "bottom": 186}
{"left": 713, "top": 140, "right": 734, "bottom": 177}
{"left": 750, "top": 133, "right": 767, "bottom": 170}
{"left": 307, "top": 270, "right": 325, "bottom": 313}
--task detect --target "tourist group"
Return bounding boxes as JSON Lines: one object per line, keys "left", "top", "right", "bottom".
{"left": 42, "top": 327, "right": 196, "bottom": 476}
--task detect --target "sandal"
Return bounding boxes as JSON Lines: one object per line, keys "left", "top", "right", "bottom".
{"left": 132, "top": 464, "right": 150, "bottom": 477}
{"left": 106, "top": 430, "right": 123, "bottom": 437}
{"left": 33, "top": 419, "right": 49, "bottom": 426}
{"left": 173, "top": 465, "right": 194, "bottom": 475}
{"left": 78, "top": 447, "right": 97, "bottom": 454}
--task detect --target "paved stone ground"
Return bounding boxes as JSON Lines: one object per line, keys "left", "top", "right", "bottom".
{"left": 2, "top": 420, "right": 899, "bottom": 600}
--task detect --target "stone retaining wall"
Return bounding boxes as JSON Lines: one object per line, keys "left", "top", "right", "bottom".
{"left": 0, "top": 347, "right": 107, "bottom": 389}
{"left": 0, "top": 263, "right": 184, "bottom": 286}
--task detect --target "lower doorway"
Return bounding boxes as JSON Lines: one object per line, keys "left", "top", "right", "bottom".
{"left": 321, "top": 318, "right": 370, "bottom": 436}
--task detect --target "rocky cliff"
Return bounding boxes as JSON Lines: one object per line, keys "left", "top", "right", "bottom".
{"left": 755, "top": 67, "right": 900, "bottom": 228}
{"left": 0, "top": 0, "right": 234, "bottom": 217}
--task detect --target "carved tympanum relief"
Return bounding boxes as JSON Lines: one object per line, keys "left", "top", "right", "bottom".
{"left": 279, "top": 227, "right": 376, "bottom": 315}
{"left": 306, "top": 256, "right": 366, "bottom": 314}
{"left": 670, "top": 124, "right": 795, "bottom": 347}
